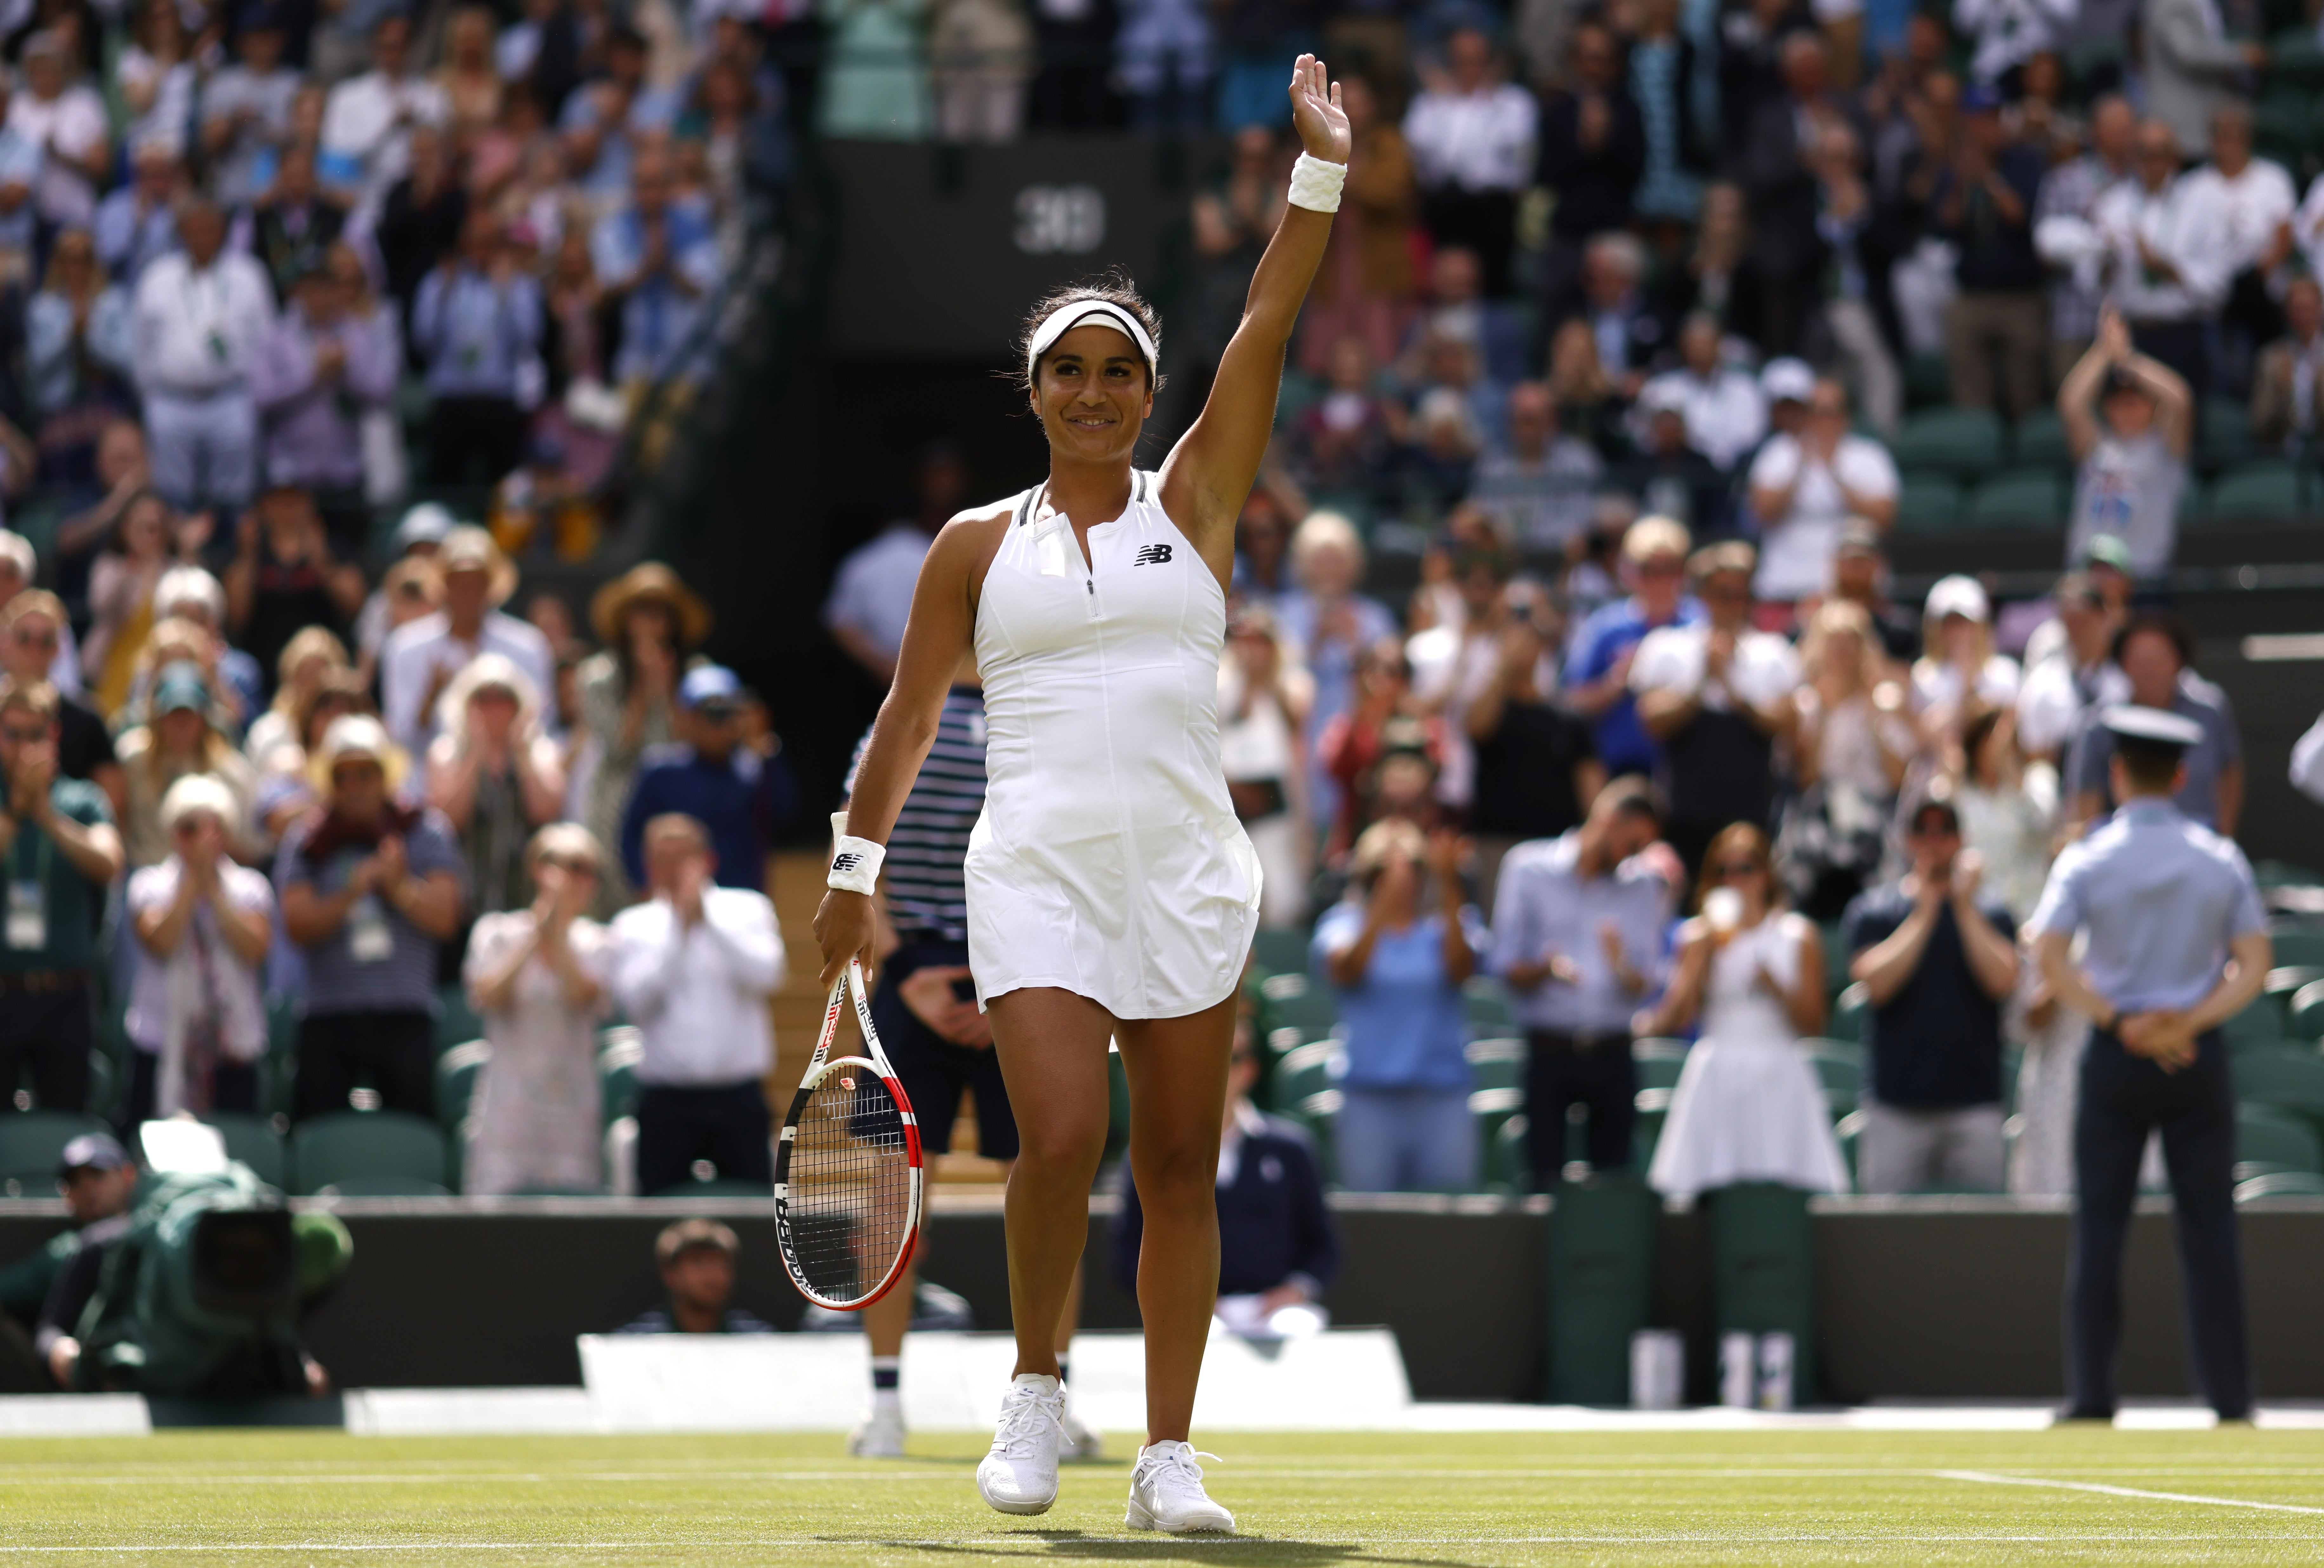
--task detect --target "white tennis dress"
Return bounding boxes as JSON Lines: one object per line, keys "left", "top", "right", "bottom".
{"left": 1647, "top": 912, "right": 1851, "bottom": 1200}
{"left": 963, "top": 473, "right": 1263, "bottom": 1019}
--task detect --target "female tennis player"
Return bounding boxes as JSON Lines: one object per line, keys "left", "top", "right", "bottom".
{"left": 815, "top": 55, "right": 1349, "bottom": 1536}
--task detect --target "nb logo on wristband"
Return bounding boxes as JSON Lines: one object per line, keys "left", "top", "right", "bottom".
{"left": 1134, "top": 544, "right": 1173, "bottom": 566}
{"left": 832, "top": 853, "right": 864, "bottom": 874}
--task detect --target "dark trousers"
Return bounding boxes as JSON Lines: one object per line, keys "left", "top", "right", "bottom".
{"left": 1524, "top": 1029, "right": 1637, "bottom": 1190}
{"left": 294, "top": 1010, "right": 434, "bottom": 1122}
{"left": 0, "top": 978, "right": 92, "bottom": 1114}
{"left": 2068, "top": 1027, "right": 2249, "bottom": 1419}
{"left": 427, "top": 394, "right": 527, "bottom": 486}
{"left": 1422, "top": 186, "right": 1519, "bottom": 297}
{"left": 125, "top": 1049, "right": 259, "bottom": 1127}
{"left": 2130, "top": 319, "right": 2212, "bottom": 425}
{"left": 637, "top": 1080, "right": 773, "bottom": 1195}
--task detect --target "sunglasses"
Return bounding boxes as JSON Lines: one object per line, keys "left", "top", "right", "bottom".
{"left": 10, "top": 629, "right": 57, "bottom": 649}
{"left": 0, "top": 724, "right": 48, "bottom": 745}
{"left": 1713, "top": 860, "right": 1764, "bottom": 878}
{"left": 539, "top": 856, "right": 600, "bottom": 876}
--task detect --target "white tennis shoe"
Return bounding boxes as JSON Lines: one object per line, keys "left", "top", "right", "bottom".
{"left": 846, "top": 1402, "right": 906, "bottom": 1459}
{"left": 1125, "top": 1441, "right": 1235, "bottom": 1534}
{"left": 975, "top": 1373, "right": 1064, "bottom": 1515}
{"left": 1058, "top": 1405, "right": 1105, "bottom": 1461}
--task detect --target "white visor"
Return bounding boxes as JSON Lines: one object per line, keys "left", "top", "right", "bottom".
{"left": 1025, "top": 300, "right": 1158, "bottom": 384}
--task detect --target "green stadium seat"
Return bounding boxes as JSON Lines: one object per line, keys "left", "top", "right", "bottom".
{"left": 263, "top": 996, "right": 300, "bottom": 1117}
{"left": 1706, "top": 1183, "right": 1819, "bottom": 1403}
{"left": 2263, "top": 967, "right": 2324, "bottom": 1029}
{"left": 434, "top": 986, "right": 485, "bottom": 1057}
{"left": 1634, "top": 1036, "right": 1690, "bottom": 1063}
{"left": 2199, "top": 398, "right": 2259, "bottom": 469}
{"left": 1247, "top": 928, "right": 1311, "bottom": 979}
{"left": 1819, "top": 919, "right": 1852, "bottom": 998}
{"left": 1894, "top": 474, "right": 1963, "bottom": 532}
{"left": 2271, "top": 926, "right": 2324, "bottom": 968}
{"left": 2290, "top": 979, "right": 2324, "bottom": 1041}
{"left": 2224, "top": 1000, "right": 2288, "bottom": 1053}
{"left": 1470, "top": 1086, "right": 1526, "bottom": 1157}
{"left": 1462, "top": 976, "right": 1515, "bottom": 1030}
{"left": 1635, "top": 1057, "right": 1684, "bottom": 1093}
{"left": 201, "top": 1112, "right": 287, "bottom": 1189}
{"left": 2011, "top": 408, "right": 2071, "bottom": 467}
{"left": 2235, "top": 1168, "right": 2324, "bottom": 1202}
{"left": 311, "top": 1174, "right": 452, "bottom": 1198}
{"left": 1965, "top": 470, "right": 2066, "bottom": 530}
{"left": 289, "top": 1111, "right": 450, "bottom": 1196}
{"left": 2255, "top": 89, "right": 2312, "bottom": 162}
{"left": 1826, "top": 983, "right": 1871, "bottom": 1044}
{"left": 1273, "top": 1040, "right": 1340, "bottom": 1107}
{"left": 1464, "top": 1037, "right": 1524, "bottom": 1092}
{"left": 1257, "top": 971, "right": 1337, "bottom": 1038}
{"left": 2255, "top": 860, "right": 2324, "bottom": 889}
{"left": 1892, "top": 409, "right": 2003, "bottom": 477}
{"left": 1483, "top": 1113, "right": 1530, "bottom": 1192}
{"left": 2236, "top": 1103, "right": 2324, "bottom": 1174}
{"left": 2269, "top": 27, "right": 2324, "bottom": 85}
{"left": 435, "top": 1040, "right": 490, "bottom": 1134}
{"left": 1904, "top": 352, "right": 1952, "bottom": 409}
{"left": 2202, "top": 461, "right": 2303, "bottom": 524}
{"left": 2234, "top": 1050, "right": 2324, "bottom": 1141}
{"left": 1544, "top": 1175, "right": 1660, "bottom": 1403}
{"left": 0, "top": 1111, "right": 110, "bottom": 1196}
{"left": 599, "top": 1027, "right": 643, "bottom": 1126}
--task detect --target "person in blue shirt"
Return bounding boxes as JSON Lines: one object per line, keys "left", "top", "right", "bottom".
{"left": 1313, "top": 818, "right": 1484, "bottom": 1192}
{"left": 1562, "top": 514, "right": 1703, "bottom": 779}
{"left": 2028, "top": 705, "right": 2273, "bottom": 1423}
{"left": 619, "top": 664, "right": 797, "bottom": 897}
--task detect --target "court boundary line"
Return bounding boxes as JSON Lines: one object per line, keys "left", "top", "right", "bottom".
{"left": 1936, "top": 1468, "right": 2324, "bottom": 1515}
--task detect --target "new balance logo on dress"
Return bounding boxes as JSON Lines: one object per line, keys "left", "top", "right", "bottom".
{"left": 1134, "top": 544, "right": 1173, "bottom": 566}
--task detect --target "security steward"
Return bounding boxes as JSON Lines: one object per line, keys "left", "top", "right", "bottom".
{"left": 2026, "top": 705, "right": 2272, "bottom": 1421}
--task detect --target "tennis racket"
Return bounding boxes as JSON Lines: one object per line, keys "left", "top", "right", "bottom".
{"left": 774, "top": 955, "right": 925, "bottom": 1311}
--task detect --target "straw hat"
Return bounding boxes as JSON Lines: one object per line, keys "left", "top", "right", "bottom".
{"left": 436, "top": 526, "right": 518, "bottom": 607}
{"left": 590, "top": 560, "right": 712, "bottom": 646}
{"left": 309, "top": 714, "right": 411, "bottom": 794}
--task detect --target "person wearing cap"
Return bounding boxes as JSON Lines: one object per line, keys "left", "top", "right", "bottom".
{"left": 611, "top": 812, "right": 784, "bottom": 1194}
{"left": 379, "top": 525, "right": 555, "bottom": 753}
{"left": 1614, "top": 380, "right": 1736, "bottom": 538}
{"left": 113, "top": 660, "right": 262, "bottom": 871}
{"left": 615, "top": 1218, "right": 775, "bottom": 1333}
{"left": 2015, "top": 572, "right": 2129, "bottom": 764}
{"left": 619, "top": 663, "right": 798, "bottom": 897}
{"left": 824, "top": 440, "right": 970, "bottom": 686}
{"left": 0, "top": 1130, "right": 136, "bottom": 1389}
{"left": 133, "top": 195, "right": 275, "bottom": 517}
{"left": 248, "top": 251, "right": 399, "bottom": 537}
{"left": 1563, "top": 517, "right": 1703, "bottom": 784}
{"left": 1758, "top": 358, "right": 1817, "bottom": 441}
{"left": 200, "top": 5, "right": 302, "bottom": 208}
{"left": 1630, "top": 540, "right": 1800, "bottom": 876}
{"left": 277, "top": 713, "right": 467, "bottom": 1119}
{"left": 1843, "top": 794, "right": 2019, "bottom": 1194}
{"left": 2060, "top": 305, "right": 2194, "bottom": 580}
{"left": 124, "top": 774, "right": 273, "bottom": 1121}
{"left": 1932, "top": 82, "right": 2049, "bottom": 422}
{"left": 0, "top": 677, "right": 122, "bottom": 1113}
{"left": 1744, "top": 376, "right": 1899, "bottom": 608}
{"left": 2027, "top": 703, "right": 2272, "bottom": 1422}
{"left": 2065, "top": 610, "right": 2241, "bottom": 835}
{"left": 1907, "top": 574, "right": 2020, "bottom": 749}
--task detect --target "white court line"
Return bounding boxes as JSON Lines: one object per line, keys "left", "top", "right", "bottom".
{"left": 0, "top": 1535, "right": 2302, "bottom": 1554}
{"left": 1938, "top": 1469, "right": 2324, "bottom": 1515}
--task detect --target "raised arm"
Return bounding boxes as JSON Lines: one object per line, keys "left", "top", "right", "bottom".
{"left": 1158, "top": 56, "right": 1350, "bottom": 579}
{"left": 811, "top": 511, "right": 996, "bottom": 986}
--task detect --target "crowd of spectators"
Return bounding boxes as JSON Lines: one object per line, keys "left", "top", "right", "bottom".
{"left": 0, "top": 0, "right": 798, "bottom": 1204}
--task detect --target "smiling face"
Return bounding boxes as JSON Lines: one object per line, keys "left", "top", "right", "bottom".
{"left": 1031, "top": 322, "right": 1152, "bottom": 465}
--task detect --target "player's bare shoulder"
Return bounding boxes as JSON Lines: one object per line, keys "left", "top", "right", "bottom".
{"left": 921, "top": 497, "right": 1016, "bottom": 611}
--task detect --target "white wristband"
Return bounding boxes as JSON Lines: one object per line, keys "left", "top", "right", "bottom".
{"left": 829, "top": 837, "right": 884, "bottom": 895}
{"left": 1288, "top": 153, "right": 1346, "bottom": 214}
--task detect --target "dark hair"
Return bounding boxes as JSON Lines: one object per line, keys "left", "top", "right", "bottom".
{"left": 1907, "top": 794, "right": 1962, "bottom": 834}
{"left": 1596, "top": 773, "right": 1663, "bottom": 824}
{"left": 2116, "top": 735, "right": 2186, "bottom": 792}
{"left": 2111, "top": 610, "right": 2195, "bottom": 670}
{"left": 1015, "top": 274, "right": 1165, "bottom": 394}
{"left": 1689, "top": 821, "right": 1778, "bottom": 916}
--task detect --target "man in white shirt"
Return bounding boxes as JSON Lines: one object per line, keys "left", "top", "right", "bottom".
{"left": 1403, "top": 26, "right": 1537, "bottom": 296}
{"left": 133, "top": 198, "right": 275, "bottom": 515}
{"left": 822, "top": 441, "right": 965, "bottom": 684}
{"left": 320, "top": 12, "right": 449, "bottom": 214}
{"left": 611, "top": 813, "right": 786, "bottom": 1195}
{"left": 2182, "top": 105, "right": 2298, "bottom": 383}
{"left": 6, "top": 32, "right": 105, "bottom": 229}
{"left": 2016, "top": 572, "right": 2129, "bottom": 763}
{"left": 1634, "top": 313, "right": 1767, "bottom": 471}
{"left": 1630, "top": 539, "right": 1799, "bottom": 876}
{"left": 379, "top": 526, "right": 554, "bottom": 752}
{"left": 1744, "top": 377, "right": 1899, "bottom": 606}
{"left": 2090, "top": 116, "right": 2232, "bottom": 406}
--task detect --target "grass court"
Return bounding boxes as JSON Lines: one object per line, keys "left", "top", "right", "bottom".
{"left": 0, "top": 1427, "right": 2320, "bottom": 1564}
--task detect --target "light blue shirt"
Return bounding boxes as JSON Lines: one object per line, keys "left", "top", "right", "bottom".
{"left": 1313, "top": 901, "right": 1486, "bottom": 1093}
{"left": 1487, "top": 831, "right": 1673, "bottom": 1034}
{"left": 0, "top": 127, "right": 42, "bottom": 256}
{"left": 2025, "top": 799, "right": 2267, "bottom": 1013}
{"left": 410, "top": 267, "right": 543, "bottom": 399}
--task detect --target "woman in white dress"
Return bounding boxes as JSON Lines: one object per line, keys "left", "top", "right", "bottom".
{"left": 461, "top": 824, "right": 614, "bottom": 1196}
{"left": 814, "top": 58, "right": 1352, "bottom": 1536}
{"left": 1642, "top": 823, "right": 1851, "bottom": 1200}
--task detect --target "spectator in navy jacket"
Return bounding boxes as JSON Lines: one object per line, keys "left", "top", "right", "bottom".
{"left": 1112, "top": 1021, "right": 1338, "bottom": 1336}
{"left": 619, "top": 665, "right": 798, "bottom": 896}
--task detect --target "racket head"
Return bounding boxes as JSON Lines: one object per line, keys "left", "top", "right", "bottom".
{"left": 774, "top": 1053, "right": 924, "bottom": 1311}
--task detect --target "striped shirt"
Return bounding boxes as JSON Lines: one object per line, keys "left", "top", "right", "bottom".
{"left": 844, "top": 686, "right": 987, "bottom": 943}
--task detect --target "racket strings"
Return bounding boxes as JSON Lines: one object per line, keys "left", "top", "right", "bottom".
{"left": 787, "top": 1070, "right": 915, "bottom": 1306}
